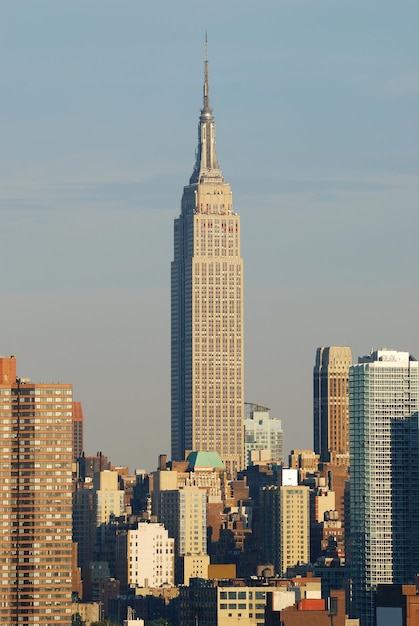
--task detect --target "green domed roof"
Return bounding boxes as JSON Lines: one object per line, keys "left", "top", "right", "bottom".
{"left": 186, "top": 450, "right": 224, "bottom": 469}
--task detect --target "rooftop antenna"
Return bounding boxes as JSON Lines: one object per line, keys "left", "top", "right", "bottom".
{"left": 203, "top": 31, "right": 209, "bottom": 110}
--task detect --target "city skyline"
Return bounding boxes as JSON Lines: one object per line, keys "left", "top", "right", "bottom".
{"left": 1, "top": 1, "right": 418, "bottom": 472}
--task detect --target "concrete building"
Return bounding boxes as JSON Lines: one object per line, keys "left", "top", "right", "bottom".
{"left": 244, "top": 402, "right": 284, "bottom": 467}
{"left": 179, "top": 579, "right": 288, "bottom": 626}
{"left": 151, "top": 452, "right": 224, "bottom": 518}
{"left": 92, "top": 469, "right": 125, "bottom": 575}
{"left": 73, "top": 468, "right": 125, "bottom": 596}
{"left": 0, "top": 355, "right": 73, "bottom": 625}
{"left": 128, "top": 522, "right": 174, "bottom": 588}
{"left": 77, "top": 451, "right": 111, "bottom": 481}
{"left": 171, "top": 40, "right": 244, "bottom": 477}
{"left": 314, "top": 346, "right": 352, "bottom": 466}
{"left": 349, "top": 349, "right": 419, "bottom": 626}
{"left": 73, "top": 485, "right": 96, "bottom": 571}
{"left": 158, "top": 485, "right": 208, "bottom": 584}
{"left": 317, "top": 461, "right": 349, "bottom": 531}
{"left": 309, "top": 479, "right": 344, "bottom": 564}
{"left": 260, "top": 483, "right": 310, "bottom": 576}
{"left": 289, "top": 449, "right": 319, "bottom": 481}
{"left": 94, "top": 469, "right": 125, "bottom": 527}
{"left": 179, "top": 576, "right": 330, "bottom": 626}
{"left": 266, "top": 588, "right": 354, "bottom": 626}
{"left": 72, "top": 601, "right": 101, "bottom": 626}
{"left": 311, "top": 479, "right": 335, "bottom": 524}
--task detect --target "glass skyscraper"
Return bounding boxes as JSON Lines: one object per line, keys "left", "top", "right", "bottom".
{"left": 244, "top": 402, "right": 284, "bottom": 467}
{"left": 349, "top": 349, "right": 419, "bottom": 626}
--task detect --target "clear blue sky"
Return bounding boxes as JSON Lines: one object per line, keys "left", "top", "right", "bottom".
{"left": 1, "top": 0, "right": 418, "bottom": 471}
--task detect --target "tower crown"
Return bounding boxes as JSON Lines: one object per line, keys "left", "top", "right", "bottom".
{"left": 189, "top": 37, "right": 224, "bottom": 184}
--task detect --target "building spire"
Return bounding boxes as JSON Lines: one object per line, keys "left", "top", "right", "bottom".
{"left": 203, "top": 32, "right": 209, "bottom": 112}
{"left": 189, "top": 35, "right": 223, "bottom": 184}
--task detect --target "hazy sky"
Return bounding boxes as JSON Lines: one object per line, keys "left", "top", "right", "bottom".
{"left": 1, "top": 1, "right": 418, "bottom": 472}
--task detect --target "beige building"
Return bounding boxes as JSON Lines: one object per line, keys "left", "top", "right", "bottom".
{"left": 93, "top": 469, "right": 124, "bottom": 526}
{"left": 279, "top": 486, "right": 310, "bottom": 575}
{"left": 127, "top": 522, "right": 174, "bottom": 588}
{"left": 312, "top": 479, "right": 336, "bottom": 523}
{"left": 152, "top": 452, "right": 224, "bottom": 516}
{"left": 180, "top": 579, "right": 320, "bottom": 626}
{"left": 72, "top": 602, "right": 100, "bottom": 626}
{"left": 313, "top": 346, "right": 352, "bottom": 466}
{"left": 261, "top": 484, "right": 310, "bottom": 576}
{"left": 217, "top": 585, "right": 282, "bottom": 626}
{"left": 289, "top": 449, "right": 320, "bottom": 480}
{"left": 171, "top": 41, "right": 244, "bottom": 477}
{"left": 0, "top": 355, "right": 73, "bottom": 625}
{"left": 156, "top": 482, "right": 208, "bottom": 584}
{"left": 182, "top": 554, "right": 211, "bottom": 586}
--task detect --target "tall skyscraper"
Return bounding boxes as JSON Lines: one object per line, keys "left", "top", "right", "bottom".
{"left": 0, "top": 355, "right": 73, "bottom": 625}
{"left": 313, "top": 346, "right": 352, "bottom": 465}
{"left": 171, "top": 42, "right": 244, "bottom": 476}
{"left": 349, "top": 349, "right": 419, "bottom": 626}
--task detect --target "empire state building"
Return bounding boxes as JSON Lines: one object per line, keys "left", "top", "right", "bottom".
{"left": 171, "top": 43, "right": 244, "bottom": 477}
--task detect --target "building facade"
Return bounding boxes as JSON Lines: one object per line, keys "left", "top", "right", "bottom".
{"left": 158, "top": 485, "right": 208, "bottom": 584}
{"left": 244, "top": 403, "right": 284, "bottom": 467}
{"left": 314, "top": 346, "right": 352, "bottom": 465}
{"left": 128, "top": 522, "right": 174, "bottom": 588}
{"left": 260, "top": 484, "right": 310, "bottom": 576}
{"left": 349, "top": 349, "right": 419, "bottom": 626}
{"left": 179, "top": 578, "right": 279, "bottom": 626}
{"left": 179, "top": 578, "right": 329, "bottom": 626}
{"left": 73, "top": 486, "right": 96, "bottom": 571}
{"left": 72, "top": 401, "right": 84, "bottom": 461}
{"left": 0, "top": 355, "right": 73, "bottom": 625}
{"left": 171, "top": 42, "right": 244, "bottom": 477}
{"left": 93, "top": 470, "right": 125, "bottom": 527}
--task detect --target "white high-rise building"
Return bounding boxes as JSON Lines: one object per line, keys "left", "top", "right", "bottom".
{"left": 244, "top": 402, "right": 284, "bottom": 467}
{"left": 171, "top": 41, "right": 244, "bottom": 477}
{"left": 349, "top": 349, "right": 419, "bottom": 626}
{"left": 128, "top": 522, "right": 174, "bottom": 588}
